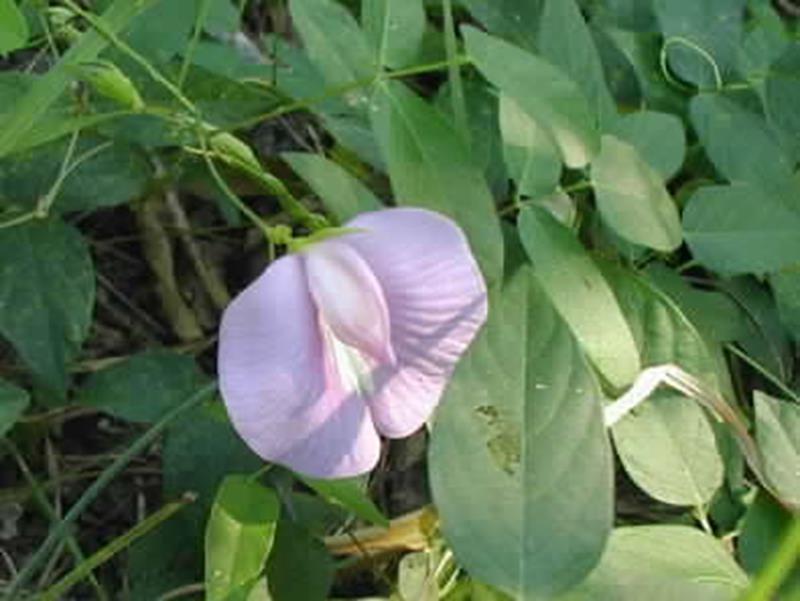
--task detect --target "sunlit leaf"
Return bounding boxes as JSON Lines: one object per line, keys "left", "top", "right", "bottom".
{"left": 754, "top": 391, "right": 800, "bottom": 507}
{"left": 0, "top": 0, "right": 29, "bottom": 55}
{"left": 430, "top": 266, "right": 613, "bottom": 598}
{"left": 607, "top": 110, "right": 685, "bottom": 180}
{"left": 205, "top": 476, "right": 280, "bottom": 601}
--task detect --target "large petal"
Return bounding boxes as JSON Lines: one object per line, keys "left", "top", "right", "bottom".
{"left": 218, "top": 255, "right": 380, "bottom": 478}
{"left": 304, "top": 240, "right": 395, "bottom": 365}
{"left": 342, "top": 208, "right": 488, "bottom": 437}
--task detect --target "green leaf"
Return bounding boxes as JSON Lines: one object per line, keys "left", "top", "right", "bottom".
{"left": 289, "top": 0, "right": 375, "bottom": 87}
{"left": 653, "top": 0, "right": 747, "bottom": 88}
{"left": 602, "top": 265, "right": 724, "bottom": 506}
{"left": 765, "top": 42, "right": 800, "bottom": 162}
{"left": 299, "top": 476, "right": 388, "bottom": 527}
{"left": 537, "top": 0, "right": 616, "bottom": 126}
{"left": 362, "top": 0, "right": 425, "bottom": 69}
{"left": 754, "top": 391, "right": 800, "bottom": 507}
{"left": 690, "top": 93, "right": 794, "bottom": 193}
{"left": 591, "top": 134, "right": 682, "bottom": 252}
{"left": 0, "top": 218, "right": 94, "bottom": 397}
{"left": 458, "top": 0, "right": 542, "bottom": 51}
{"left": 281, "top": 152, "right": 381, "bottom": 224}
{"left": 607, "top": 110, "right": 685, "bottom": 180}
{"left": 498, "top": 94, "right": 561, "bottom": 199}
{"left": 683, "top": 183, "right": 800, "bottom": 274}
{"left": 369, "top": 80, "right": 503, "bottom": 282}
{"left": 462, "top": 26, "right": 599, "bottom": 168}
{"left": 561, "top": 525, "right": 749, "bottom": 600}
{"left": 205, "top": 476, "right": 280, "bottom": 601}
{"left": 737, "top": 2, "right": 789, "bottom": 95}
{"left": 0, "top": 137, "right": 151, "bottom": 213}
{"left": 771, "top": 269, "right": 800, "bottom": 343}
{"left": 0, "top": 0, "right": 29, "bottom": 54}
{"left": 266, "top": 519, "right": 334, "bottom": 601}
{"left": 592, "top": 0, "right": 658, "bottom": 32}
{"left": 429, "top": 266, "right": 613, "bottom": 598}
{"left": 518, "top": 206, "right": 640, "bottom": 388}
{"left": 0, "top": 378, "right": 28, "bottom": 438}
{"left": 78, "top": 350, "right": 207, "bottom": 423}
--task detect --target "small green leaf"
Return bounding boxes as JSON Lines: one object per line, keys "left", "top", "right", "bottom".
{"left": 607, "top": 111, "right": 685, "bottom": 180}
{"left": 498, "top": 94, "right": 561, "bottom": 199}
{"left": 463, "top": 26, "right": 599, "bottom": 168}
{"left": 0, "top": 378, "right": 28, "bottom": 438}
{"left": 603, "top": 265, "right": 724, "bottom": 506}
{"left": 754, "top": 391, "right": 800, "bottom": 507}
{"left": 591, "top": 135, "right": 682, "bottom": 252}
{"left": 430, "top": 267, "right": 613, "bottom": 598}
{"left": 78, "top": 350, "right": 207, "bottom": 423}
{"left": 282, "top": 153, "right": 381, "bottom": 224}
{"left": 683, "top": 183, "right": 800, "bottom": 274}
{"left": 0, "top": 218, "right": 94, "bottom": 398}
{"left": 518, "top": 206, "right": 641, "bottom": 388}
{"left": 0, "top": 0, "right": 28, "bottom": 54}
{"left": 561, "top": 526, "right": 749, "bottom": 600}
{"left": 362, "top": 0, "right": 425, "bottom": 69}
{"left": 205, "top": 476, "right": 280, "bottom": 601}
{"left": 299, "top": 476, "right": 388, "bottom": 527}
{"left": 369, "top": 80, "right": 503, "bottom": 282}
{"left": 289, "top": 0, "right": 375, "bottom": 88}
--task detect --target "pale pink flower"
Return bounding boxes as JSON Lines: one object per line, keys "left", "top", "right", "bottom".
{"left": 218, "top": 208, "right": 488, "bottom": 478}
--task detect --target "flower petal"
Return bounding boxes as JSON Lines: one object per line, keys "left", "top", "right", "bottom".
{"left": 342, "top": 208, "right": 488, "bottom": 437}
{"left": 218, "top": 255, "right": 380, "bottom": 478}
{"left": 304, "top": 240, "right": 395, "bottom": 365}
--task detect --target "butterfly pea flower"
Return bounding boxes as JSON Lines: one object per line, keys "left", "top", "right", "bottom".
{"left": 218, "top": 208, "right": 488, "bottom": 478}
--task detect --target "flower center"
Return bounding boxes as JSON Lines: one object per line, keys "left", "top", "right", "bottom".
{"left": 320, "top": 320, "right": 377, "bottom": 399}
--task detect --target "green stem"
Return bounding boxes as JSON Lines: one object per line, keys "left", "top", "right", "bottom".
{"left": 725, "top": 343, "right": 800, "bottom": 405}
{"left": 5, "top": 382, "right": 217, "bottom": 599}
{"left": 178, "top": 0, "right": 211, "bottom": 89}
{"left": 39, "top": 494, "right": 196, "bottom": 601}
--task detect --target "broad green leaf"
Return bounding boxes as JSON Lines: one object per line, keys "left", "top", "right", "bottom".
{"left": 739, "top": 490, "right": 800, "bottom": 593}
{"left": 771, "top": 269, "right": 800, "bottom": 342}
{"left": 653, "top": 0, "right": 747, "bottom": 88}
{"left": 0, "top": 218, "right": 94, "bottom": 397}
{"left": 0, "top": 0, "right": 28, "bottom": 54}
{"left": 78, "top": 350, "right": 207, "bottom": 423}
{"left": 738, "top": 2, "right": 789, "bottom": 95}
{"left": 607, "top": 111, "right": 685, "bottom": 180}
{"left": 603, "top": 265, "right": 724, "bottom": 506}
{"left": 462, "top": 26, "right": 599, "bottom": 168}
{"left": 266, "top": 519, "right": 334, "bottom": 601}
{"left": 205, "top": 476, "right": 280, "bottom": 601}
{"left": 561, "top": 525, "right": 749, "bottom": 600}
{"left": 690, "top": 93, "right": 794, "bottom": 193}
{"left": 591, "top": 135, "right": 682, "bottom": 252}
{"left": 299, "top": 476, "right": 388, "bottom": 527}
{"left": 289, "top": 0, "right": 375, "bottom": 88}
{"left": 592, "top": 0, "right": 658, "bottom": 32}
{"left": 765, "top": 43, "right": 800, "bottom": 162}
{"left": 518, "top": 207, "right": 640, "bottom": 387}
{"left": 457, "top": 0, "right": 542, "bottom": 51}
{"left": 683, "top": 183, "right": 800, "bottom": 274}
{"left": 362, "top": 0, "right": 425, "bottom": 69}
{"left": 281, "top": 152, "right": 381, "bottom": 223}
{"left": 0, "top": 0, "right": 159, "bottom": 159}
{"left": 754, "top": 391, "right": 800, "bottom": 507}
{"left": 429, "top": 266, "right": 613, "bottom": 598}
{"left": 498, "top": 94, "right": 561, "bottom": 199}
{"left": 369, "top": 80, "right": 503, "bottom": 281}
{"left": 537, "top": 0, "right": 616, "bottom": 126}
{"left": 0, "top": 378, "right": 28, "bottom": 438}
{"left": 0, "top": 137, "right": 151, "bottom": 213}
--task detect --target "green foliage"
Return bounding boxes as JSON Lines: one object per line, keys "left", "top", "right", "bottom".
{"left": 754, "top": 391, "right": 800, "bottom": 507}
{"left": 0, "top": 0, "right": 29, "bottom": 55}
{"left": 362, "top": 0, "right": 426, "bottom": 69}
{"left": 0, "top": 377, "right": 29, "bottom": 438}
{"left": 430, "top": 266, "right": 613, "bottom": 598}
